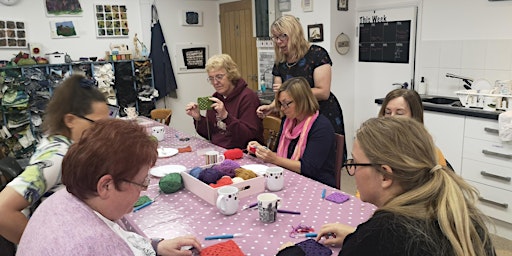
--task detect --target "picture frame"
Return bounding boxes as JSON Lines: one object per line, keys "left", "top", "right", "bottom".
{"left": 45, "top": 0, "right": 83, "bottom": 16}
{"left": 94, "top": 4, "right": 129, "bottom": 38}
{"left": 182, "top": 10, "right": 203, "bottom": 26}
{"left": 338, "top": 0, "right": 348, "bottom": 11}
{"left": 302, "top": 0, "right": 313, "bottom": 12}
{"left": 49, "top": 20, "right": 79, "bottom": 38}
{"left": 278, "top": 0, "right": 291, "bottom": 12}
{"left": 0, "top": 20, "right": 27, "bottom": 48}
{"left": 307, "top": 24, "right": 323, "bottom": 42}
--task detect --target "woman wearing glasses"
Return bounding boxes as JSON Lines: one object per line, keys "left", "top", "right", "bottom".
{"left": 256, "top": 15, "right": 346, "bottom": 158}
{"left": 185, "top": 54, "right": 263, "bottom": 149}
{"left": 0, "top": 74, "right": 110, "bottom": 251}
{"left": 278, "top": 117, "right": 495, "bottom": 256}
{"left": 247, "top": 77, "right": 336, "bottom": 187}
{"left": 17, "top": 119, "right": 202, "bottom": 255}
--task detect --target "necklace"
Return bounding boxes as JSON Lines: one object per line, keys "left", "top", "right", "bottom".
{"left": 286, "top": 61, "right": 297, "bottom": 68}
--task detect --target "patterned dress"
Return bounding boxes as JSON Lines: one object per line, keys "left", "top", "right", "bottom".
{"left": 272, "top": 45, "right": 345, "bottom": 135}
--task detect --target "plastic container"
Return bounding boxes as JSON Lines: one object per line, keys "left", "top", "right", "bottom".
{"left": 417, "top": 76, "right": 427, "bottom": 95}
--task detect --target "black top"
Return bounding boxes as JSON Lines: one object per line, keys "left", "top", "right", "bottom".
{"left": 277, "top": 210, "right": 496, "bottom": 256}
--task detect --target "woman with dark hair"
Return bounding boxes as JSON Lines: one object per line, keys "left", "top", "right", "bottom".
{"left": 248, "top": 77, "right": 336, "bottom": 187}
{"left": 17, "top": 119, "right": 202, "bottom": 255}
{"left": 0, "top": 74, "right": 109, "bottom": 246}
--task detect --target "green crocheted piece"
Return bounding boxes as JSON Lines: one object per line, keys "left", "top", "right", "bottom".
{"left": 134, "top": 195, "right": 152, "bottom": 207}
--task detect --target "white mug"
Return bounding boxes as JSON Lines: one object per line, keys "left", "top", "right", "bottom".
{"left": 216, "top": 186, "right": 239, "bottom": 215}
{"left": 264, "top": 167, "right": 284, "bottom": 191}
{"left": 151, "top": 126, "right": 165, "bottom": 141}
{"left": 124, "top": 107, "right": 138, "bottom": 119}
{"left": 257, "top": 193, "right": 280, "bottom": 223}
{"left": 204, "top": 150, "right": 225, "bottom": 165}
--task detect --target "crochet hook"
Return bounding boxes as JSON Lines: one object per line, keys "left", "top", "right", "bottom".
{"left": 133, "top": 192, "right": 161, "bottom": 212}
{"left": 204, "top": 233, "right": 244, "bottom": 240}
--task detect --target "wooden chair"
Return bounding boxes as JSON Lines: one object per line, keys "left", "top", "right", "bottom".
{"left": 150, "top": 109, "right": 172, "bottom": 126}
{"left": 263, "top": 115, "right": 282, "bottom": 151}
{"left": 334, "top": 133, "right": 345, "bottom": 190}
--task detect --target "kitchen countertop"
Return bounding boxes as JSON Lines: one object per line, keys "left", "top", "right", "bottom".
{"left": 375, "top": 96, "right": 502, "bottom": 120}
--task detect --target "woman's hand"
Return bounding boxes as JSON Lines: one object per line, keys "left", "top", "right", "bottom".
{"left": 272, "top": 83, "right": 282, "bottom": 93}
{"left": 315, "top": 223, "right": 356, "bottom": 247}
{"left": 157, "top": 235, "right": 202, "bottom": 256}
{"left": 210, "top": 97, "right": 228, "bottom": 120}
{"left": 246, "top": 141, "right": 262, "bottom": 153}
{"left": 255, "top": 145, "right": 277, "bottom": 163}
{"left": 256, "top": 105, "right": 273, "bottom": 118}
{"left": 185, "top": 102, "right": 201, "bottom": 121}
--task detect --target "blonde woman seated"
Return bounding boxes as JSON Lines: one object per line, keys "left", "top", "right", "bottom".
{"left": 247, "top": 77, "right": 336, "bottom": 187}
{"left": 278, "top": 117, "right": 495, "bottom": 256}
{"left": 17, "top": 119, "right": 202, "bottom": 255}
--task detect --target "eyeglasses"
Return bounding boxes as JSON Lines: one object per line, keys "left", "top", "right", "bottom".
{"left": 271, "top": 34, "right": 288, "bottom": 42}
{"left": 74, "top": 114, "right": 95, "bottom": 123}
{"left": 279, "top": 101, "right": 294, "bottom": 109}
{"left": 206, "top": 73, "right": 226, "bottom": 84}
{"left": 343, "top": 159, "right": 380, "bottom": 176}
{"left": 121, "top": 176, "right": 150, "bottom": 191}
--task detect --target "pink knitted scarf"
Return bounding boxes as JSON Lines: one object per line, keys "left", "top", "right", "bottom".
{"left": 277, "top": 111, "right": 319, "bottom": 160}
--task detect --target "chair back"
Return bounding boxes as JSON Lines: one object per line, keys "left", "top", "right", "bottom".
{"left": 334, "top": 133, "right": 345, "bottom": 190}
{"left": 263, "top": 115, "right": 282, "bottom": 151}
{"left": 150, "top": 109, "right": 172, "bottom": 126}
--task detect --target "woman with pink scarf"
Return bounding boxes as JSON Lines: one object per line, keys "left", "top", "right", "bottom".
{"left": 247, "top": 77, "right": 336, "bottom": 187}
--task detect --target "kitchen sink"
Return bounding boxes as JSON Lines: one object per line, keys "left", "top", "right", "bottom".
{"left": 421, "top": 96, "right": 460, "bottom": 106}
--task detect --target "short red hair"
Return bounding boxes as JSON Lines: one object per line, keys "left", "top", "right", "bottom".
{"left": 62, "top": 119, "right": 158, "bottom": 200}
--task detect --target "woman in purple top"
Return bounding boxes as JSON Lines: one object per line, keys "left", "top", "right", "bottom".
{"left": 17, "top": 119, "right": 202, "bottom": 255}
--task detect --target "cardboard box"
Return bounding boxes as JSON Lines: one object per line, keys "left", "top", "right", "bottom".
{"left": 181, "top": 170, "right": 265, "bottom": 205}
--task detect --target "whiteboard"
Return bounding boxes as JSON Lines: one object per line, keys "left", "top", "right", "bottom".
{"left": 174, "top": 43, "right": 209, "bottom": 74}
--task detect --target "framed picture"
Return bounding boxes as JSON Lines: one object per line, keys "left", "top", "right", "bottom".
{"left": 182, "top": 10, "right": 203, "bottom": 26}
{"left": 338, "top": 0, "right": 348, "bottom": 11}
{"left": 94, "top": 4, "right": 129, "bottom": 37}
{"left": 49, "top": 20, "right": 79, "bottom": 38}
{"left": 45, "top": 0, "right": 83, "bottom": 16}
{"left": 0, "top": 20, "right": 27, "bottom": 48}
{"left": 302, "top": 0, "right": 313, "bottom": 12}
{"left": 278, "top": 0, "right": 291, "bottom": 12}
{"left": 307, "top": 24, "right": 323, "bottom": 42}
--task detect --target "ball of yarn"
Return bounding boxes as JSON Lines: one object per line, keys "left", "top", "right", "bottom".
{"left": 215, "top": 160, "right": 240, "bottom": 178}
{"left": 189, "top": 166, "right": 203, "bottom": 179}
{"left": 210, "top": 176, "right": 234, "bottom": 188}
{"left": 198, "top": 167, "right": 224, "bottom": 184}
{"left": 159, "top": 173, "right": 183, "bottom": 194}
{"left": 224, "top": 148, "right": 244, "bottom": 160}
{"left": 232, "top": 177, "right": 244, "bottom": 184}
{"left": 235, "top": 168, "right": 258, "bottom": 180}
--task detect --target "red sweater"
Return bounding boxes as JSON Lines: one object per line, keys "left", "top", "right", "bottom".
{"left": 194, "top": 79, "right": 264, "bottom": 149}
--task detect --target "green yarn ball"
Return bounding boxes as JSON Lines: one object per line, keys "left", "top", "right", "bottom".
{"left": 159, "top": 173, "right": 183, "bottom": 194}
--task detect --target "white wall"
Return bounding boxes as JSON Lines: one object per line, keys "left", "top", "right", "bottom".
{"left": 142, "top": 1, "right": 221, "bottom": 134}
{"left": 0, "top": 0, "right": 143, "bottom": 60}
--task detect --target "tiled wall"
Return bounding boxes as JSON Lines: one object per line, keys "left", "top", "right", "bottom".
{"left": 417, "top": 39, "right": 512, "bottom": 97}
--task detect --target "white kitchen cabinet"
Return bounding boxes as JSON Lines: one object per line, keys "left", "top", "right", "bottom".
{"left": 424, "top": 111, "right": 465, "bottom": 174}
{"left": 462, "top": 117, "right": 512, "bottom": 225}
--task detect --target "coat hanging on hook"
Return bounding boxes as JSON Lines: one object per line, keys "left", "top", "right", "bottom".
{"left": 150, "top": 4, "right": 178, "bottom": 97}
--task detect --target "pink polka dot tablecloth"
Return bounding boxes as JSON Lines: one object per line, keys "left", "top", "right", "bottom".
{"left": 120, "top": 118, "right": 377, "bottom": 256}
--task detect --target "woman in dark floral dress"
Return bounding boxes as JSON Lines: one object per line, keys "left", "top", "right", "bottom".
{"left": 257, "top": 15, "right": 346, "bottom": 159}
